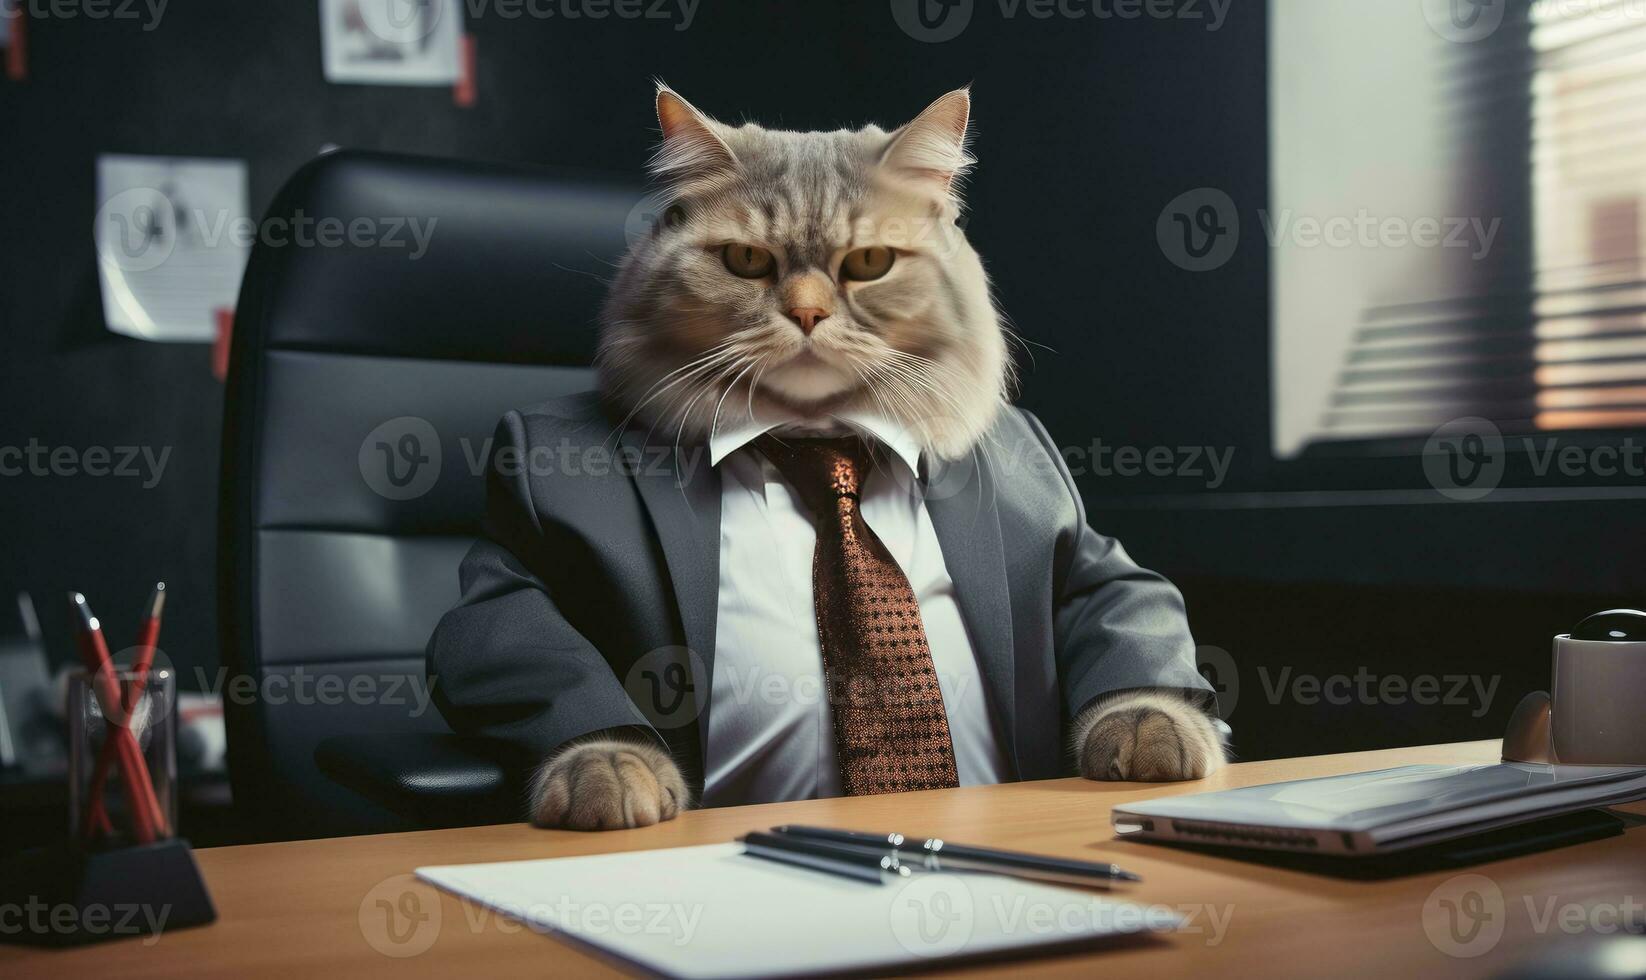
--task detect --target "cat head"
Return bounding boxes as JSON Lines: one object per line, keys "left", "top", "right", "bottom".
{"left": 597, "top": 84, "right": 1012, "bottom": 460}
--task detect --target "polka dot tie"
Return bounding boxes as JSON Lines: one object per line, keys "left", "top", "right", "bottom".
{"left": 754, "top": 434, "right": 959, "bottom": 795}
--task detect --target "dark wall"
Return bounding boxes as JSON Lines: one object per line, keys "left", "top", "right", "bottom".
{"left": 1, "top": 0, "right": 1632, "bottom": 761}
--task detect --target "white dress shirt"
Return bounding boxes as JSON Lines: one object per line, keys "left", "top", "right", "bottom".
{"left": 701, "top": 408, "right": 1008, "bottom": 807}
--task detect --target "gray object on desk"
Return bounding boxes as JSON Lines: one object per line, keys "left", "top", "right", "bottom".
{"left": 0, "top": 593, "right": 60, "bottom": 772}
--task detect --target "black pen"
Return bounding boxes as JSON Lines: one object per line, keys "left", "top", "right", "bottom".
{"left": 772, "top": 825, "right": 1142, "bottom": 887}
{"left": 740, "top": 831, "right": 909, "bottom": 885}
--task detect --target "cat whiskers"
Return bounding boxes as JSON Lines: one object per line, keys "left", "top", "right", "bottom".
{"left": 709, "top": 355, "right": 767, "bottom": 442}
{"left": 605, "top": 337, "right": 749, "bottom": 445}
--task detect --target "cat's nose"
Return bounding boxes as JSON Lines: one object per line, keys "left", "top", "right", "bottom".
{"left": 787, "top": 307, "right": 831, "bottom": 336}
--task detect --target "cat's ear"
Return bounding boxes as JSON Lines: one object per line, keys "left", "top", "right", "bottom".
{"left": 880, "top": 88, "right": 974, "bottom": 202}
{"left": 651, "top": 84, "right": 737, "bottom": 192}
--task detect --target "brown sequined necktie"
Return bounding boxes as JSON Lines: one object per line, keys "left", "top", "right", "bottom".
{"left": 754, "top": 434, "right": 959, "bottom": 795}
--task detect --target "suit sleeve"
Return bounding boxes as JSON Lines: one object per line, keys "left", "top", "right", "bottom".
{"left": 1019, "top": 411, "right": 1219, "bottom": 722}
{"left": 426, "top": 411, "right": 656, "bottom": 759}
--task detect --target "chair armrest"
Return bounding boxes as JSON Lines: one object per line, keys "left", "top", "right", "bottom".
{"left": 314, "top": 734, "right": 529, "bottom": 829}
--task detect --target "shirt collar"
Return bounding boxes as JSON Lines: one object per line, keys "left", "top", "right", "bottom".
{"left": 708, "top": 406, "right": 924, "bottom": 475}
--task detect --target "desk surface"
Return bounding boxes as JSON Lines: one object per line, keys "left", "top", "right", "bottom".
{"left": 5, "top": 739, "right": 1643, "bottom": 978}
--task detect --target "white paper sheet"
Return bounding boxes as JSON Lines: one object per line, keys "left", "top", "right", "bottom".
{"left": 418, "top": 842, "right": 1178, "bottom": 978}
{"left": 94, "top": 154, "right": 250, "bottom": 343}
{"left": 319, "top": 0, "right": 462, "bottom": 86}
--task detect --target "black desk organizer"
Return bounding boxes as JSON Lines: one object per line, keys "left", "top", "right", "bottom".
{"left": 0, "top": 837, "right": 216, "bottom": 947}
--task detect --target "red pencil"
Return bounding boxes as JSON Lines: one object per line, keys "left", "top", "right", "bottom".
{"left": 82, "top": 584, "right": 170, "bottom": 841}
{"left": 71, "top": 593, "right": 163, "bottom": 845}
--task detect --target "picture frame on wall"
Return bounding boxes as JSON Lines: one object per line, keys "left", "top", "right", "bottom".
{"left": 319, "top": 0, "right": 463, "bottom": 86}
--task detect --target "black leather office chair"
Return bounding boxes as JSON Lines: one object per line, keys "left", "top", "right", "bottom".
{"left": 219, "top": 150, "right": 641, "bottom": 840}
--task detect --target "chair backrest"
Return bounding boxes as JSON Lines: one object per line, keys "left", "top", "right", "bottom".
{"left": 219, "top": 151, "right": 640, "bottom": 839}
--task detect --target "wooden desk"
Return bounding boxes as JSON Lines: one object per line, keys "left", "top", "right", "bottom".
{"left": 4, "top": 740, "right": 1642, "bottom": 978}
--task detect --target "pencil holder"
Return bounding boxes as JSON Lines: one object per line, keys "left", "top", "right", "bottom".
{"left": 68, "top": 667, "right": 177, "bottom": 847}
{"left": 0, "top": 665, "right": 213, "bottom": 946}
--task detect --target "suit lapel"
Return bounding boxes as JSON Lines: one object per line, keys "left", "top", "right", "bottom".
{"left": 620, "top": 427, "right": 722, "bottom": 762}
{"left": 924, "top": 451, "right": 1020, "bottom": 779}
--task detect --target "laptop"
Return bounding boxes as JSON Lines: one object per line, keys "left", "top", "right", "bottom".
{"left": 1111, "top": 762, "right": 1646, "bottom": 856}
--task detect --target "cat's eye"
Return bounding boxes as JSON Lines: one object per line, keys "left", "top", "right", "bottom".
{"left": 840, "top": 247, "right": 895, "bottom": 282}
{"left": 722, "top": 244, "right": 775, "bottom": 279}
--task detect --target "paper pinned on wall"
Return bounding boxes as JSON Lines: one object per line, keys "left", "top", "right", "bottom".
{"left": 319, "top": 0, "right": 463, "bottom": 86}
{"left": 94, "top": 154, "right": 251, "bottom": 343}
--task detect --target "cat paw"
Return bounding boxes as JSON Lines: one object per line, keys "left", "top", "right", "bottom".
{"left": 529, "top": 736, "right": 688, "bottom": 831}
{"left": 1075, "top": 691, "right": 1225, "bottom": 782}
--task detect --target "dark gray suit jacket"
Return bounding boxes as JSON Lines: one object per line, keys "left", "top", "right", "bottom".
{"left": 427, "top": 391, "right": 1214, "bottom": 797}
